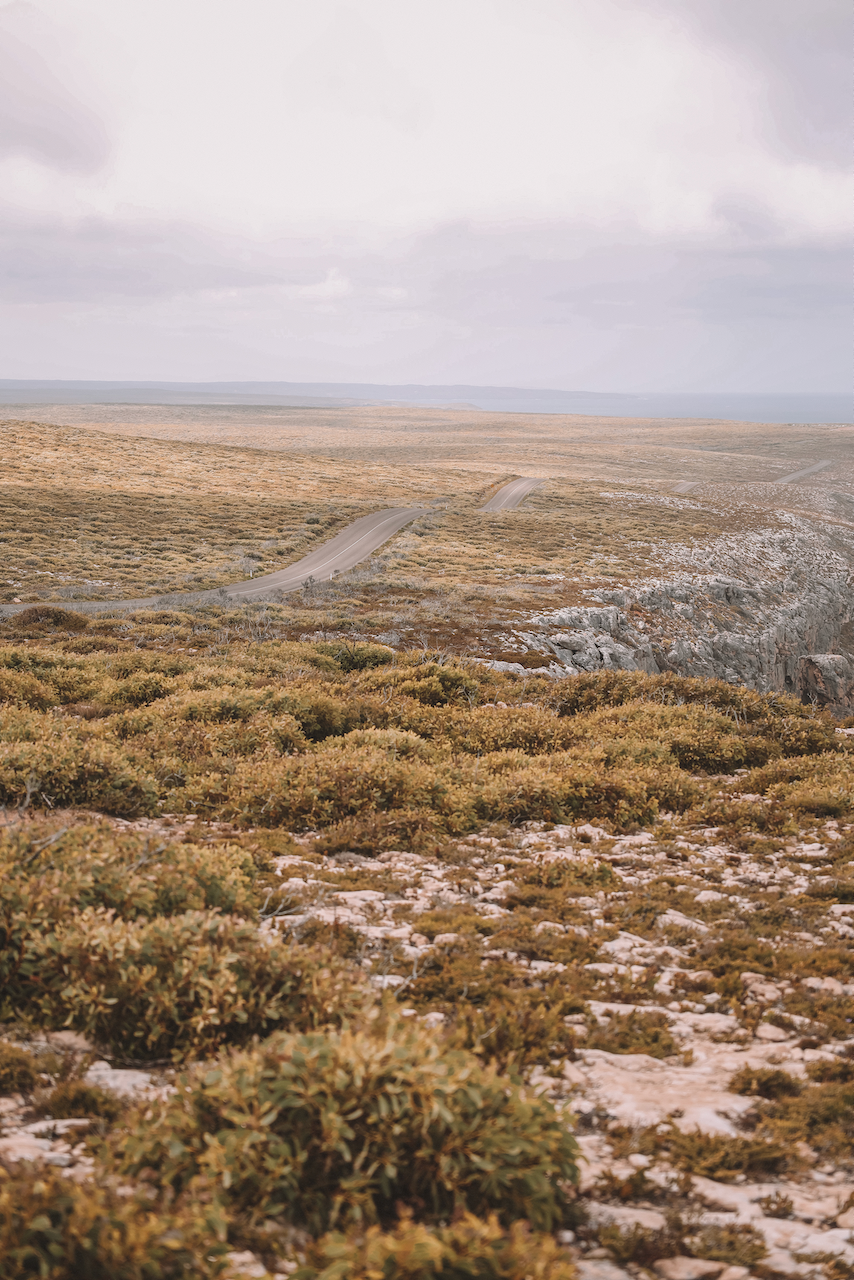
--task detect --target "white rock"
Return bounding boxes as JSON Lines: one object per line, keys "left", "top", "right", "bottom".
{"left": 653, "top": 1258, "right": 725, "bottom": 1280}
{"left": 754, "top": 1023, "right": 790, "bottom": 1042}
{"left": 574, "top": 1047, "right": 755, "bottom": 1134}
{"left": 587, "top": 1202, "right": 667, "bottom": 1231}
{"left": 84, "top": 1063, "right": 153, "bottom": 1098}
{"left": 577, "top": 1261, "right": 633, "bottom": 1280}
{"left": 694, "top": 891, "right": 725, "bottom": 903}
{"left": 656, "top": 910, "right": 710, "bottom": 934}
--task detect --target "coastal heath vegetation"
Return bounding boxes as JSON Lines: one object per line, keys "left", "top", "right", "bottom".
{"left": 0, "top": 603, "right": 851, "bottom": 1275}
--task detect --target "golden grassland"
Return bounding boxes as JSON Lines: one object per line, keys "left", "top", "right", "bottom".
{"left": 4, "top": 413, "right": 851, "bottom": 656}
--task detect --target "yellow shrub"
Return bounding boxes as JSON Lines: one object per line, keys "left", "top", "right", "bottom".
{"left": 298, "top": 1213, "right": 577, "bottom": 1280}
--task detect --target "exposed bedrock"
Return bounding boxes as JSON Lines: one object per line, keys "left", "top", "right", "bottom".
{"left": 799, "top": 653, "right": 854, "bottom": 715}
{"left": 496, "top": 526, "right": 854, "bottom": 704}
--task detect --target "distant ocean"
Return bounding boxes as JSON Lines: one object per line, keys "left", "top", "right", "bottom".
{"left": 0, "top": 381, "right": 849, "bottom": 425}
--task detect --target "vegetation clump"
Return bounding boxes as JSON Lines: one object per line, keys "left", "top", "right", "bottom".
{"left": 119, "top": 1020, "right": 580, "bottom": 1235}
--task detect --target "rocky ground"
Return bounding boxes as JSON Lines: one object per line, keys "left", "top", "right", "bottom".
{"left": 2, "top": 768, "right": 851, "bottom": 1280}
{"left": 491, "top": 517, "right": 854, "bottom": 716}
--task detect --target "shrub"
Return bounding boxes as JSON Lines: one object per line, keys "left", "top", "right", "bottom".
{"left": 120, "top": 1021, "right": 580, "bottom": 1233}
{"left": 585, "top": 1011, "right": 677, "bottom": 1060}
{"left": 729, "top": 1067, "right": 803, "bottom": 1100}
{"left": 0, "top": 1165, "right": 228, "bottom": 1279}
{"left": 666, "top": 1129, "right": 787, "bottom": 1180}
{"left": 316, "top": 642, "right": 395, "bottom": 673}
{"left": 17, "top": 909, "right": 367, "bottom": 1061}
{"left": 807, "top": 1058, "right": 854, "bottom": 1085}
{"left": 296, "top": 1213, "right": 577, "bottom": 1280}
{"left": 686, "top": 1223, "right": 767, "bottom": 1267}
{"left": 0, "top": 668, "right": 57, "bottom": 710}
{"left": 763, "top": 1077, "right": 854, "bottom": 1161}
{"left": 446, "top": 993, "right": 579, "bottom": 1074}
{"left": 0, "top": 821, "right": 262, "bottom": 941}
{"left": 34, "top": 1079, "right": 123, "bottom": 1123}
{"left": 0, "top": 1042, "right": 38, "bottom": 1095}
{"left": 209, "top": 744, "right": 447, "bottom": 829}
{"left": 0, "top": 735, "right": 157, "bottom": 817}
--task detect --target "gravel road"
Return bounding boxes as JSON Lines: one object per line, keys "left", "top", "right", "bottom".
{"left": 0, "top": 506, "right": 428, "bottom": 616}
{"left": 480, "top": 477, "right": 543, "bottom": 511}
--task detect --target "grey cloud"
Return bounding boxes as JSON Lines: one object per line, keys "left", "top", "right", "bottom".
{"left": 649, "top": 0, "right": 849, "bottom": 168}
{"left": 0, "top": 211, "right": 845, "bottom": 391}
{"left": 0, "top": 10, "right": 108, "bottom": 170}
{"left": 0, "top": 215, "right": 285, "bottom": 302}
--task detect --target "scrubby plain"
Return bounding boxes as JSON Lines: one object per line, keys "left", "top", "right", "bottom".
{"left": 0, "top": 603, "right": 852, "bottom": 1278}
{"left": 0, "top": 408, "right": 852, "bottom": 1278}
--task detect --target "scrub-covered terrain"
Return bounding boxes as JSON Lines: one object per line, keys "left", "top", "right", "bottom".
{"left": 0, "top": 605, "right": 852, "bottom": 1279}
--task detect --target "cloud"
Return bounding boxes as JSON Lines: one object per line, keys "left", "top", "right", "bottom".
{"left": 0, "top": 0, "right": 846, "bottom": 390}
{"left": 657, "top": 0, "right": 849, "bottom": 168}
{"left": 0, "top": 3, "right": 109, "bottom": 171}
{"left": 0, "top": 213, "right": 846, "bottom": 390}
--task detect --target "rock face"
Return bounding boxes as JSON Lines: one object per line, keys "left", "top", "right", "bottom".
{"left": 799, "top": 654, "right": 854, "bottom": 715}
{"left": 496, "top": 522, "right": 854, "bottom": 707}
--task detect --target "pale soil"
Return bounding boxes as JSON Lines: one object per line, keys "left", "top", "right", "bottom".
{"left": 2, "top": 794, "right": 852, "bottom": 1280}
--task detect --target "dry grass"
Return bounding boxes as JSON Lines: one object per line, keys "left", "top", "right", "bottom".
{"left": 6, "top": 413, "right": 850, "bottom": 658}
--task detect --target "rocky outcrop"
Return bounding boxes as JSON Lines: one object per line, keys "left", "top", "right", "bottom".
{"left": 493, "top": 523, "right": 854, "bottom": 706}
{"left": 799, "top": 654, "right": 854, "bottom": 715}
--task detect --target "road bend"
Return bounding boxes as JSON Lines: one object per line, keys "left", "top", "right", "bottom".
{"left": 480, "top": 477, "right": 544, "bottom": 512}
{"left": 0, "top": 507, "right": 429, "bottom": 616}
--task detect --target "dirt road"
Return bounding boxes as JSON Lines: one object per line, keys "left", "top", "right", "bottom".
{"left": 0, "top": 507, "right": 428, "bottom": 616}
{"left": 480, "top": 477, "right": 543, "bottom": 511}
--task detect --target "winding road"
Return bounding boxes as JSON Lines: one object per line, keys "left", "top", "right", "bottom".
{"left": 2, "top": 476, "right": 545, "bottom": 616}
{"left": 0, "top": 507, "right": 428, "bottom": 616}
{"left": 480, "top": 477, "right": 543, "bottom": 511}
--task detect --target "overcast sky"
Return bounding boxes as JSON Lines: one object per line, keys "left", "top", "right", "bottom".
{"left": 0, "top": 0, "right": 848, "bottom": 390}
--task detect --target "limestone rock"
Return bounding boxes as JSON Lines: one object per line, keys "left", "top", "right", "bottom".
{"left": 653, "top": 1259, "right": 726, "bottom": 1280}
{"left": 798, "top": 653, "right": 854, "bottom": 713}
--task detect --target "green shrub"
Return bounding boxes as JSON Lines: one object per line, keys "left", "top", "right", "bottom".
{"left": 0, "top": 1042, "right": 38, "bottom": 1095}
{"left": 585, "top": 1011, "right": 677, "bottom": 1060}
{"left": 120, "top": 1021, "right": 579, "bottom": 1233}
{"left": 316, "top": 642, "right": 395, "bottom": 673}
{"left": 0, "top": 734, "right": 157, "bottom": 817}
{"left": 446, "top": 993, "right": 579, "bottom": 1074}
{"left": 762, "top": 1077, "right": 854, "bottom": 1161}
{"left": 666, "top": 1129, "right": 787, "bottom": 1180}
{"left": 34, "top": 1079, "right": 123, "bottom": 1123}
{"left": 686, "top": 1223, "right": 767, "bottom": 1267}
{"left": 0, "top": 668, "right": 57, "bottom": 710}
{"left": 0, "top": 1165, "right": 228, "bottom": 1279}
{"left": 207, "top": 744, "right": 447, "bottom": 828}
{"left": 296, "top": 1213, "right": 577, "bottom": 1280}
{"left": 807, "top": 1058, "right": 854, "bottom": 1084}
{"left": 17, "top": 909, "right": 366, "bottom": 1061}
{"left": 729, "top": 1067, "right": 803, "bottom": 1100}
{"left": 11, "top": 605, "right": 89, "bottom": 633}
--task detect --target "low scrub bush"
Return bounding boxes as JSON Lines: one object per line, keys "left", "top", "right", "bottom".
{"left": 0, "top": 733, "right": 157, "bottom": 817}
{"left": 120, "top": 1021, "right": 580, "bottom": 1233}
{"left": 297, "top": 1213, "right": 577, "bottom": 1280}
{"left": 15, "top": 909, "right": 366, "bottom": 1061}
{"left": 686, "top": 1223, "right": 766, "bottom": 1267}
{"left": 0, "top": 1042, "right": 38, "bottom": 1095}
{"left": 34, "top": 1079, "right": 123, "bottom": 1123}
{"left": 585, "top": 1011, "right": 677, "bottom": 1060}
{"left": 445, "top": 991, "right": 579, "bottom": 1074}
{"left": 0, "top": 1165, "right": 228, "bottom": 1279}
{"left": 729, "top": 1066, "right": 803, "bottom": 1100}
{"left": 665, "top": 1129, "right": 787, "bottom": 1181}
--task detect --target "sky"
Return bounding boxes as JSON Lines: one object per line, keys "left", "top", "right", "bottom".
{"left": 0, "top": 0, "right": 849, "bottom": 391}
